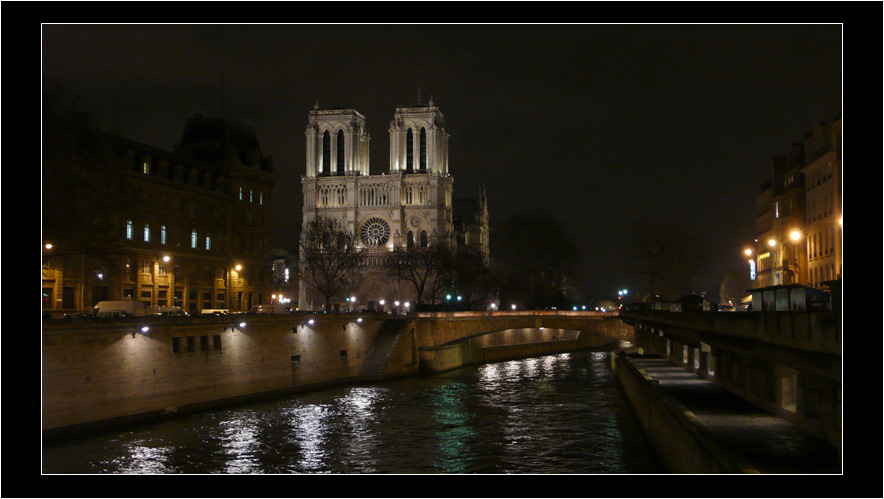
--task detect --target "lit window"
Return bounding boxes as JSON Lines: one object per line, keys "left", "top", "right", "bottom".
{"left": 259, "top": 191, "right": 264, "bottom": 205}
{"left": 144, "top": 223, "right": 151, "bottom": 242}
{"left": 191, "top": 230, "right": 198, "bottom": 249}
{"left": 205, "top": 235, "right": 211, "bottom": 251}
{"left": 126, "top": 220, "right": 133, "bottom": 240}
{"left": 161, "top": 225, "right": 167, "bottom": 244}
{"left": 239, "top": 187, "right": 244, "bottom": 201}
{"left": 143, "top": 161, "right": 150, "bottom": 175}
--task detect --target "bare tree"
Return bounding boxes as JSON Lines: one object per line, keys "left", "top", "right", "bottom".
{"left": 299, "top": 216, "right": 363, "bottom": 311}
{"left": 624, "top": 220, "right": 709, "bottom": 300}
{"left": 387, "top": 241, "right": 451, "bottom": 306}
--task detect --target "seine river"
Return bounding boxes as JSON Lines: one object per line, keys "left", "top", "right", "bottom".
{"left": 42, "top": 350, "right": 661, "bottom": 474}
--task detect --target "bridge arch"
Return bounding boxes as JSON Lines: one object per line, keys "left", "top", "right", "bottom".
{"left": 411, "top": 311, "right": 632, "bottom": 374}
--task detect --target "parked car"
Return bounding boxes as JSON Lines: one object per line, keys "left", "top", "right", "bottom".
{"left": 147, "top": 306, "right": 188, "bottom": 317}
{"left": 246, "top": 304, "right": 293, "bottom": 314}
{"left": 89, "top": 300, "right": 146, "bottom": 318}
{"left": 200, "top": 309, "right": 230, "bottom": 316}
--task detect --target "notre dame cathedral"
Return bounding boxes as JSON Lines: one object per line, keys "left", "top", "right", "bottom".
{"left": 298, "top": 97, "right": 489, "bottom": 312}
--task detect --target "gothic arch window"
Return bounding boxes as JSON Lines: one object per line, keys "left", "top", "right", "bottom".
{"left": 407, "top": 231, "right": 415, "bottom": 248}
{"left": 420, "top": 128, "right": 427, "bottom": 172}
{"left": 406, "top": 128, "right": 414, "bottom": 172}
{"left": 420, "top": 230, "right": 428, "bottom": 248}
{"left": 337, "top": 130, "right": 345, "bottom": 174}
{"left": 322, "top": 130, "right": 331, "bottom": 174}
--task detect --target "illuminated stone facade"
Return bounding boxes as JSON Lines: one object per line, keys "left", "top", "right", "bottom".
{"left": 752, "top": 116, "right": 841, "bottom": 289}
{"left": 299, "top": 100, "right": 488, "bottom": 311}
{"left": 42, "top": 115, "right": 275, "bottom": 315}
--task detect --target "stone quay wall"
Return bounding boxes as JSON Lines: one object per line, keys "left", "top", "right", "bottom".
{"left": 41, "top": 313, "right": 417, "bottom": 438}
{"left": 610, "top": 351, "right": 756, "bottom": 474}
{"left": 42, "top": 311, "right": 630, "bottom": 438}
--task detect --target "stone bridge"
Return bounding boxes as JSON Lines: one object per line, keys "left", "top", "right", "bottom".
{"left": 409, "top": 311, "right": 633, "bottom": 373}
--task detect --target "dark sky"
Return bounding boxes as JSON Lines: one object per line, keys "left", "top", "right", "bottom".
{"left": 41, "top": 24, "right": 842, "bottom": 299}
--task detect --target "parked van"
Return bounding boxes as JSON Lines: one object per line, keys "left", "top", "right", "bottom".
{"left": 200, "top": 309, "right": 230, "bottom": 316}
{"left": 247, "top": 304, "right": 292, "bottom": 314}
{"left": 147, "top": 306, "right": 189, "bottom": 317}
{"left": 89, "top": 300, "right": 146, "bottom": 318}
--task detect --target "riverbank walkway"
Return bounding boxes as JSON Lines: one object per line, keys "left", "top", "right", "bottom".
{"left": 628, "top": 355, "right": 841, "bottom": 474}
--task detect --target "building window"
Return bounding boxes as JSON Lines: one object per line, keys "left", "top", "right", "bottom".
{"left": 144, "top": 223, "right": 151, "bottom": 242}
{"left": 323, "top": 130, "right": 331, "bottom": 174}
{"left": 239, "top": 186, "right": 244, "bottom": 201}
{"left": 172, "top": 337, "right": 181, "bottom": 353}
{"left": 337, "top": 129, "right": 345, "bottom": 174}
{"left": 259, "top": 191, "right": 264, "bottom": 205}
{"left": 406, "top": 128, "right": 414, "bottom": 172}
{"left": 191, "top": 230, "right": 198, "bottom": 249}
{"left": 205, "top": 235, "right": 212, "bottom": 251}
{"left": 213, "top": 335, "right": 222, "bottom": 351}
{"left": 160, "top": 225, "right": 167, "bottom": 244}
{"left": 420, "top": 127, "right": 427, "bottom": 171}
{"left": 143, "top": 161, "right": 150, "bottom": 175}
{"left": 420, "top": 230, "right": 428, "bottom": 248}
{"left": 126, "top": 220, "right": 133, "bottom": 240}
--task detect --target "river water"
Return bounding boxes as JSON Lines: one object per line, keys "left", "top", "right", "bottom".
{"left": 42, "top": 350, "right": 661, "bottom": 474}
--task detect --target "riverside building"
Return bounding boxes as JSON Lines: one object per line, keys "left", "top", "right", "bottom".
{"left": 42, "top": 114, "right": 275, "bottom": 316}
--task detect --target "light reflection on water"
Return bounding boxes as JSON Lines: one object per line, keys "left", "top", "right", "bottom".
{"left": 42, "top": 350, "right": 660, "bottom": 474}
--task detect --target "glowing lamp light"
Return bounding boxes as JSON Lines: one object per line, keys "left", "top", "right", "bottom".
{"left": 768, "top": 239, "right": 777, "bottom": 247}
{"left": 239, "top": 322, "right": 246, "bottom": 328}
{"left": 789, "top": 230, "right": 802, "bottom": 241}
{"left": 141, "top": 326, "right": 150, "bottom": 333}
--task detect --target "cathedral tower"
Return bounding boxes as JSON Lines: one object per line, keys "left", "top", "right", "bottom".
{"left": 304, "top": 103, "right": 370, "bottom": 177}
{"left": 299, "top": 99, "right": 461, "bottom": 311}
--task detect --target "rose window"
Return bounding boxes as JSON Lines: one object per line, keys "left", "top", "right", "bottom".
{"left": 361, "top": 217, "right": 390, "bottom": 247}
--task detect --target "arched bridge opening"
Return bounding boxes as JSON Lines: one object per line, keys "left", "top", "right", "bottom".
{"left": 411, "top": 311, "right": 632, "bottom": 374}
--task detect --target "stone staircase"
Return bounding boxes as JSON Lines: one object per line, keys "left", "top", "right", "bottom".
{"left": 355, "top": 319, "right": 407, "bottom": 379}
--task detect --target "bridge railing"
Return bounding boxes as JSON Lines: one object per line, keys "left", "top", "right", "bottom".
{"left": 620, "top": 310, "right": 840, "bottom": 356}
{"left": 414, "top": 310, "right": 618, "bottom": 319}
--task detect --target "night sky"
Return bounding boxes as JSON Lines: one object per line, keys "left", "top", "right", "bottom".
{"left": 41, "top": 23, "right": 842, "bottom": 298}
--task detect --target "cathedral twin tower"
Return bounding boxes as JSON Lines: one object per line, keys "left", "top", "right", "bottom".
{"left": 300, "top": 98, "right": 487, "bottom": 311}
